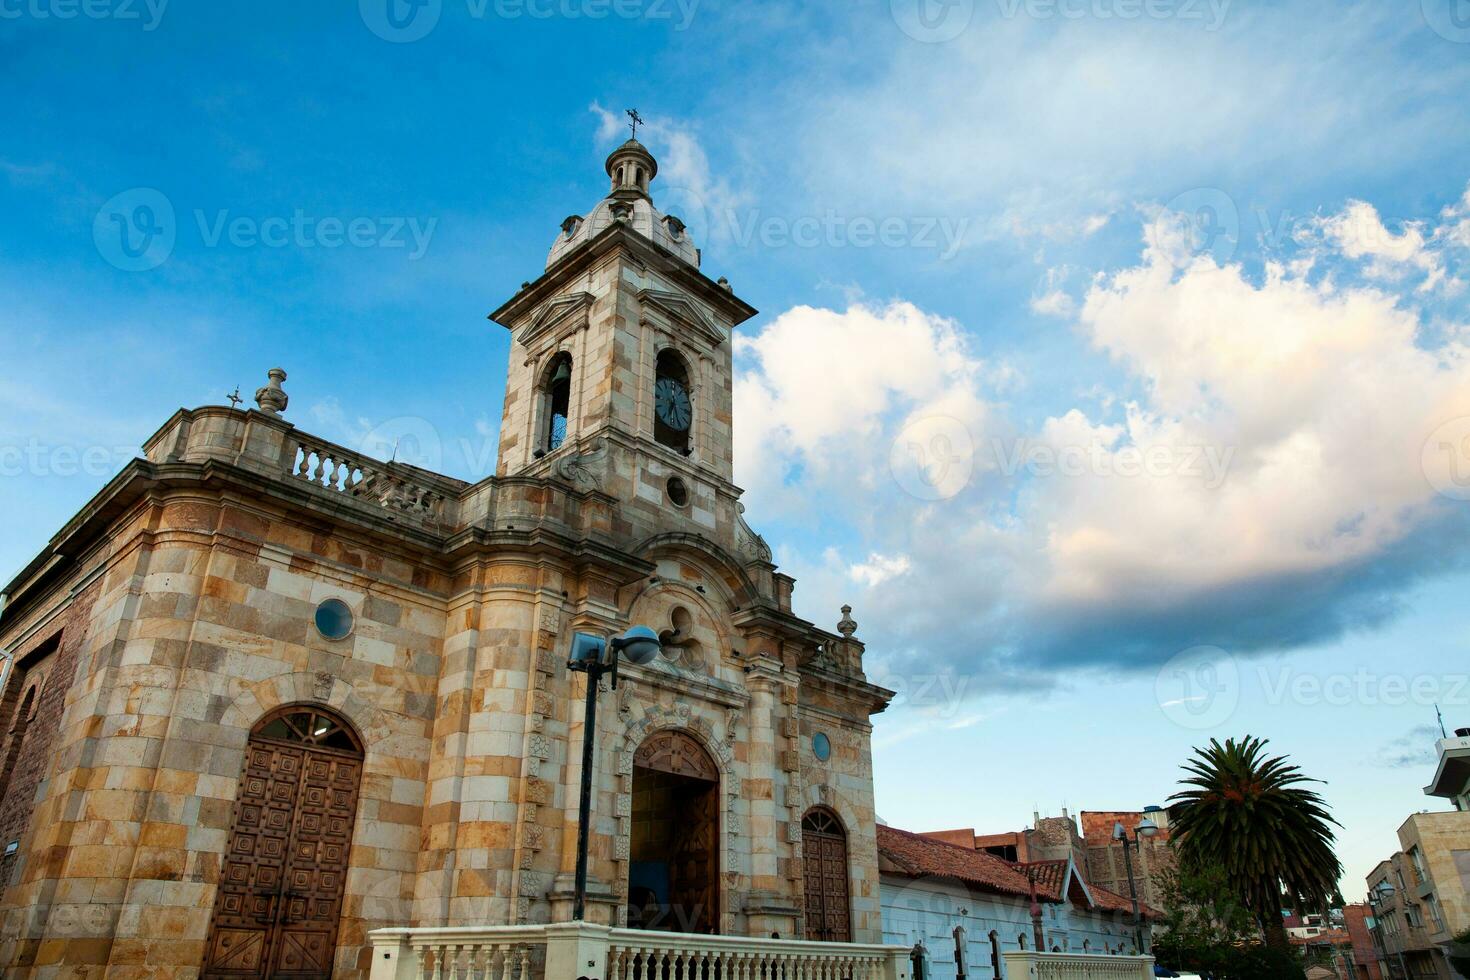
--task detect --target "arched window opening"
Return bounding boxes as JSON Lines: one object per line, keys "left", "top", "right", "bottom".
{"left": 653, "top": 349, "right": 692, "bottom": 454}
{"left": 801, "top": 806, "right": 851, "bottom": 942}
{"left": 540, "top": 353, "right": 573, "bottom": 454}
{"left": 1019, "top": 933, "right": 1027, "bottom": 950}
{"left": 989, "top": 931, "right": 1001, "bottom": 979}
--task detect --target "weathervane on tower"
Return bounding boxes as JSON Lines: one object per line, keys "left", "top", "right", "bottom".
{"left": 626, "top": 108, "right": 644, "bottom": 140}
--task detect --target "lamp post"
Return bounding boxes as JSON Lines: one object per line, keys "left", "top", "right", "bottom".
{"left": 1113, "top": 816, "right": 1159, "bottom": 955}
{"left": 567, "top": 626, "right": 662, "bottom": 922}
{"left": 1368, "top": 882, "right": 1408, "bottom": 980}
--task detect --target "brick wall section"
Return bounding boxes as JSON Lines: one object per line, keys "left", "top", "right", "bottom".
{"left": 0, "top": 642, "right": 67, "bottom": 862}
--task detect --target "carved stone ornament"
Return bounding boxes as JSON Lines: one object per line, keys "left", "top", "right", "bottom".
{"left": 553, "top": 439, "right": 606, "bottom": 492}
{"left": 735, "top": 502, "right": 773, "bottom": 563}
{"left": 836, "top": 605, "right": 857, "bottom": 639}
{"left": 254, "top": 367, "right": 288, "bottom": 416}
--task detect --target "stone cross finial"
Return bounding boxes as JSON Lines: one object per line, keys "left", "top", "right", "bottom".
{"left": 255, "top": 368, "right": 289, "bottom": 416}
{"left": 837, "top": 604, "right": 857, "bottom": 639}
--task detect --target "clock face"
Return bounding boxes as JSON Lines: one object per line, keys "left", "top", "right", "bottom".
{"left": 654, "top": 377, "right": 692, "bottom": 431}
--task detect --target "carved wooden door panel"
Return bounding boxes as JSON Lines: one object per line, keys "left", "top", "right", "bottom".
{"left": 669, "top": 784, "right": 718, "bottom": 933}
{"left": 204, "top": 707, "right": 363, "bottom": 980}
{"left": 802, "top": 808, "right": 851, "bottom": 942}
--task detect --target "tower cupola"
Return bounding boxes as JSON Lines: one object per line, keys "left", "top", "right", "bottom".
{"left": 605, "top": 139, "right": 657, "bottom": 199}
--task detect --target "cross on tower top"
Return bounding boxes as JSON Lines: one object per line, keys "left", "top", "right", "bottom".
{"left": 626, "top": 108, "right": 644, "bottom": 140}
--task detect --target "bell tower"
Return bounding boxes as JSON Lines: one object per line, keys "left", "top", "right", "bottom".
{"left": 489, "top": 135, "right": 757, "bottom": 537}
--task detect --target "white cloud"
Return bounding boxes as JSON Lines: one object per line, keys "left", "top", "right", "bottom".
{"left": 849, "top": 552, "right": 912, "bottom": 588}
{"left": 738, "top": 188, "right": 1470, "bottom": 684}
{"left": 1316, "top": 200, "right": 1445, "bottom": 292}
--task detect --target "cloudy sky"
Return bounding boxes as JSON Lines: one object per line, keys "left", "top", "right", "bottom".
{"left": 4, "top": 0, "right": 1470, "bottom": 892}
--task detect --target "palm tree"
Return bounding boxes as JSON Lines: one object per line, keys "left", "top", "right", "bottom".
{"left": 1167, "top": 736, "right": 1342, "bottom": 948}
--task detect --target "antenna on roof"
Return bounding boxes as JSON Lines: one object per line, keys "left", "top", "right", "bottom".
{"left": 1436, "top": 704, "right": 1447, "bottom": 739}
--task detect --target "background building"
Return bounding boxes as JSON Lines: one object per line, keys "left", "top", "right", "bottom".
{"left": 924, "top": 806, "right": 1176, "bottom": 918}
{"left": 878, "top": 824, "right": 1156, "bottom": 980}
{"left": 1364, "top": 728, "right": 1470, "bottom": 980}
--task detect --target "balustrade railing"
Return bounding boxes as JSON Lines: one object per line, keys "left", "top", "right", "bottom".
{"left": 289, "top": 434, "right": 448, "bottom": 522}
{"left": 1001, "top": 950, "right": 1156, "bottom": 980}
{"left": 368, "top": 924, "right": 911, "bottom": 980}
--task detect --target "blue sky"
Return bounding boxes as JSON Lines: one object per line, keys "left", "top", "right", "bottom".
{"left": 4, "top": 0, "right": 1470, "bottom": 893}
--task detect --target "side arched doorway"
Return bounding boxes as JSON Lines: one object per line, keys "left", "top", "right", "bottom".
{"left": 801, "top": 807, "right": 851, "bottom": 942}
{"left": 628, "top": 730, "right": 720, "bottom": 934}
{"left": 203, "top": 705, "right": 364, "bottom": 979}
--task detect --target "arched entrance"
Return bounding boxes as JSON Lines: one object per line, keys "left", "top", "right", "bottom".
{"left": 628, "top": 730, "right": 720, "bottom": 934}
{"left": 801, "top": 807, "right": 851, "bottom": 942}
{"left": 203, "top": 705, "right": 364, "bottom": 979}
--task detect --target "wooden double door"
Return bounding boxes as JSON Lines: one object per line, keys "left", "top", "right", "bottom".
{"left": 802, "top": 807, "right": 851, "bottom": 942}
{"left": 203, "top": 707, "right": 364, "bottom": 980}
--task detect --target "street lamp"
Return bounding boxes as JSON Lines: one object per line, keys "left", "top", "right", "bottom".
{"left": 1113, "top": 816, "right": 1159, "bottom": 954}
{"left": 567, "top": 626, "right": 661, "bottom": 922}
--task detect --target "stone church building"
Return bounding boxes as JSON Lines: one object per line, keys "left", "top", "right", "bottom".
{"left": 0, "top": 138, "right": 893, "bottom": 977}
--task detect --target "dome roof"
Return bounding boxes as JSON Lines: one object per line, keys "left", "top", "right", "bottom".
{"left": 545, "top": 140, "right": 699, "bottom": 270}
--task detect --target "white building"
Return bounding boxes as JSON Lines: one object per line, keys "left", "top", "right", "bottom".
{"left": 878, "top": 825, "right": 1155, "bottom": 979}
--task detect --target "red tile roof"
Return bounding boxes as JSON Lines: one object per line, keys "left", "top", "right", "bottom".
{"left": 1015, "top": 860, "right": 1068, "bottom": 900}
{"left": 876, "top": 825, "right": 1036, "bottom": 899}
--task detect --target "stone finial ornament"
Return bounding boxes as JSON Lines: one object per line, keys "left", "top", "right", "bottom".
{"left": 837, "top": 604, "right": 857, "bottom": 639}
{"left": 255, "top": 368, "right": 289, "bottom": 416}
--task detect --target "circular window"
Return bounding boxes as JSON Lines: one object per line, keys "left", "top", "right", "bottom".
{"left": 314, "top": 598, "right": 354, "bottom": 640}
{"left": 812, "top": 732, "right": 832, "bottom": 762}
{"left": 666, "top": 476, "right": 689, "bottom": 507}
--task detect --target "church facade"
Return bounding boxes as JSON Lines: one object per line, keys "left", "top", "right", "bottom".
{"left": 0, "top": 138, "right": 892, "bottom": 978}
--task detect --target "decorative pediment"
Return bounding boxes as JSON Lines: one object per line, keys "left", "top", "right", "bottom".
{"left": 517, "top": 291, "right": 594, "bottom": 349}
{"left": 637, "top": 288, "right": 726, "bottom": 347}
